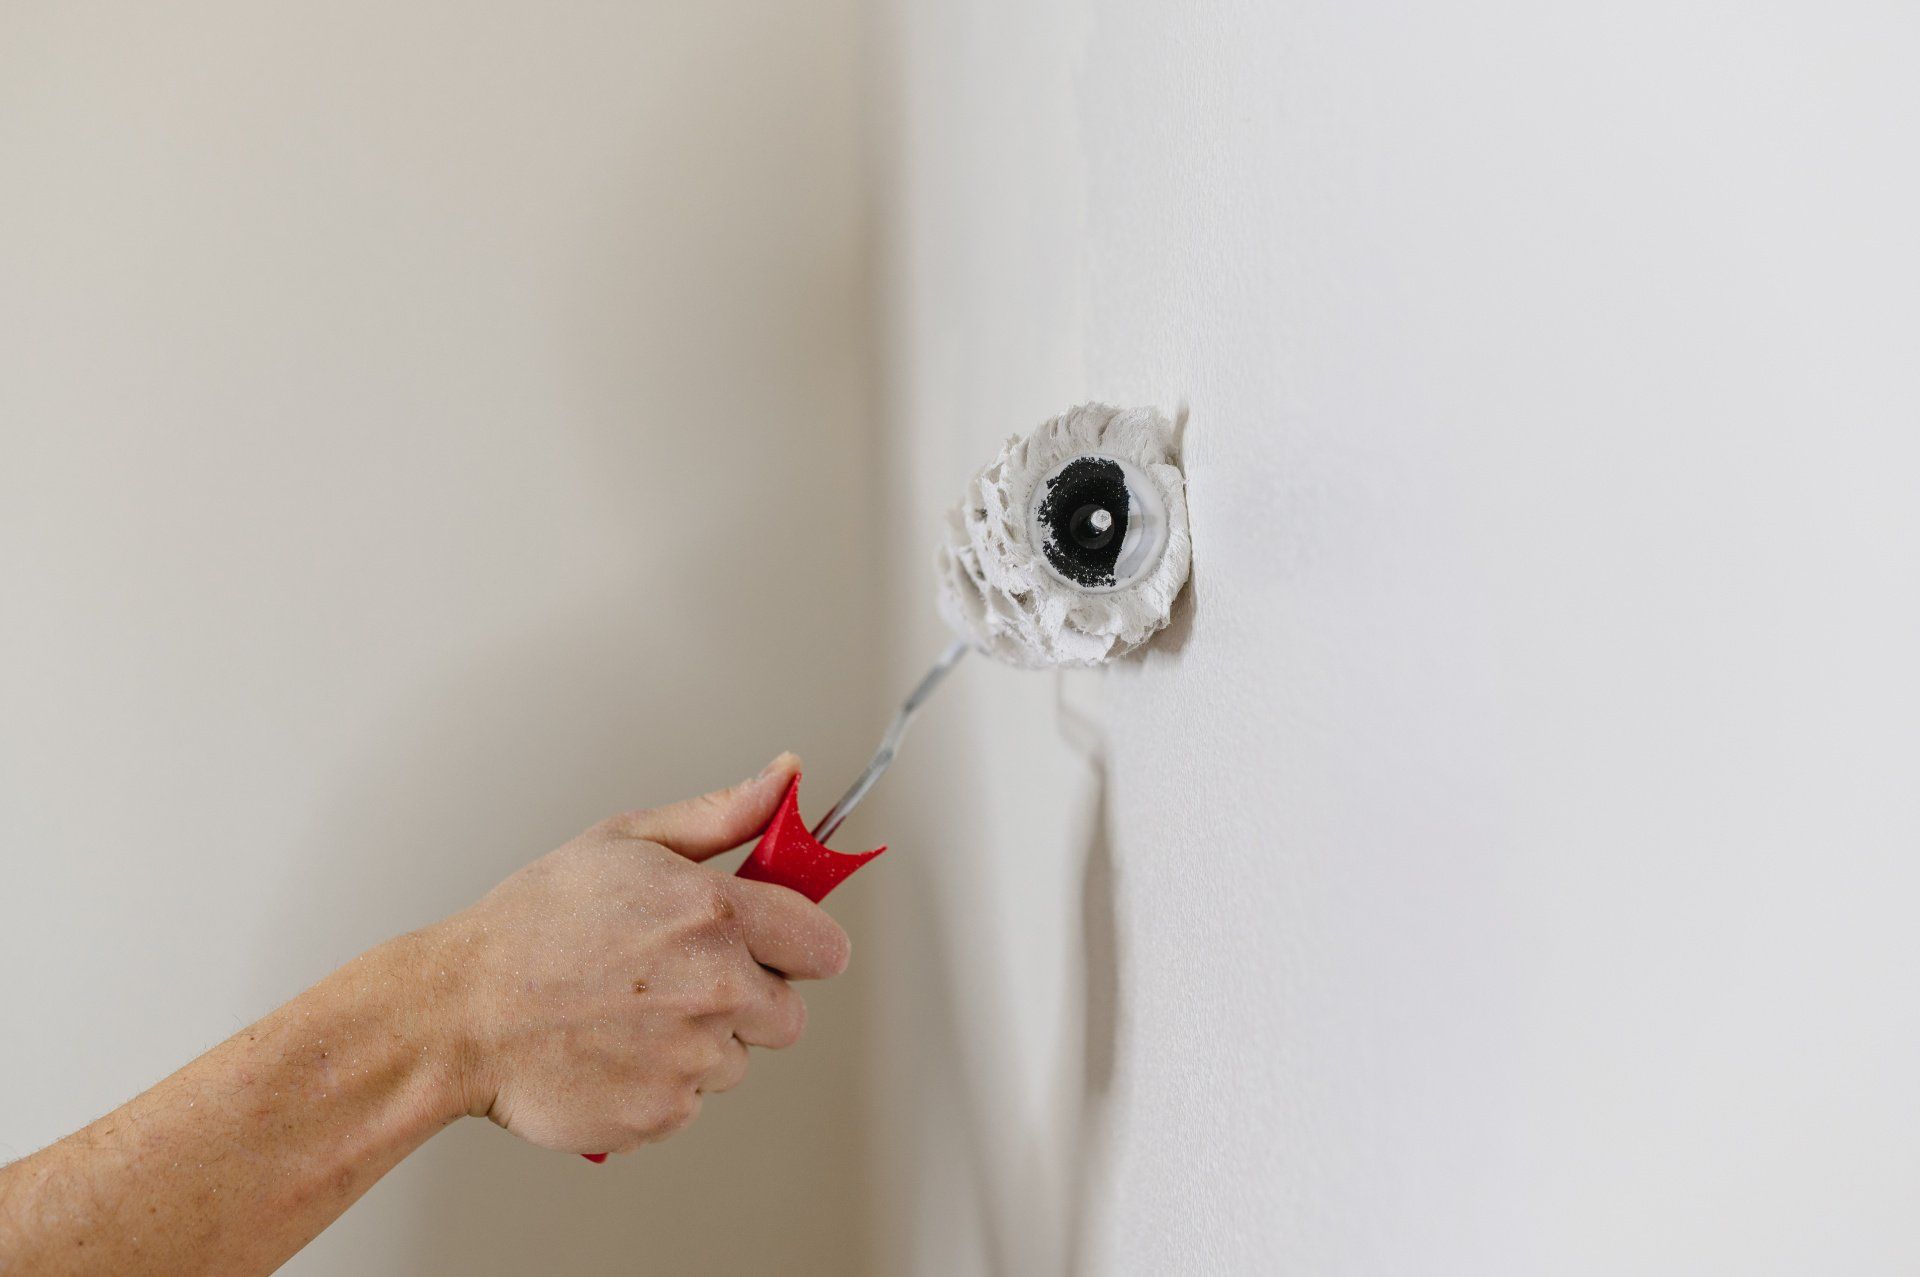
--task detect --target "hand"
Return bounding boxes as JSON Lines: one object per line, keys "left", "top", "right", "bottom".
{"left": 424, "top": 753, "right": 851, "bottom": 1155}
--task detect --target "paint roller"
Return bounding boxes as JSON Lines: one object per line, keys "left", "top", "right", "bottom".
{"left": 583, "top": 403, "right": 1191, "bottom": 1162}
{"left": 737, "top": 401, "right": 1193, "bottom": 900}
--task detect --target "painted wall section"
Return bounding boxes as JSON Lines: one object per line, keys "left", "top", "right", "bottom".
{"left": 0, "top": 4, "right": 877, "bottom": 1274}
{"left": 876, "top": 1, "right": 1920, "bottom": 1272}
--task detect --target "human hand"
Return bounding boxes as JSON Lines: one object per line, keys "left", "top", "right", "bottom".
{"left": 421, "top": 753, "right": 850, "bottom": 1155}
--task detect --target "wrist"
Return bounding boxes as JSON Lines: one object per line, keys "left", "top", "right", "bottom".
{"left": 349, "top": 926, "right": 480, "bottom": 1131}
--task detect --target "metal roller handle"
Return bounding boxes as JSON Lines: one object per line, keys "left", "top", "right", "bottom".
{"left": 810, "top": 640, "right": 970, "bottom": 844}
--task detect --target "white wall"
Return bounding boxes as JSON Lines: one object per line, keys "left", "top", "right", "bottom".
{"left": 12, "top": 4, "right": 1920, "bottom": 1272}
{"left": 0, "top": 4, "right": 879, "bottom": 1273}
{"left": 876, "top": 2, "right": 1920, "bottom": 1273}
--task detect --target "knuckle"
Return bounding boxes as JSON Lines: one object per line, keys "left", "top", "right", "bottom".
{"left": 677, "top": 880, "right": 739, "bottom": 936}
{"left": 712, "top": 968, "right": 745, "bottom": 1009}
{"left": 774, "top": 990, "right": 808, "bottom": 1048}
{"left": 708, "top": 1056, "right": 747, "bottom": 1094}
{"left": 683, "top": 1039, "right": 724, "bottom": 1084}
{"left": 669, "top": 1090, "right": 702, "bottom": 1132}
{"left": 595, "top": 809, "right": 650, "bottom": 841}
{"left": 630, "top": 1089, "right": 701, "bottom": 1143}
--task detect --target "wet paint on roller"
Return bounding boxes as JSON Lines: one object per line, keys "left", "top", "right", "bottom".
{"left": 936, "top": 403, "right": 1191, "bottom": 669}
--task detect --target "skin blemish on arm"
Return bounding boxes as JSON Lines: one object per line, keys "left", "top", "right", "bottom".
{"left": 632, "top": 980, "right": 649, "bottom": 995}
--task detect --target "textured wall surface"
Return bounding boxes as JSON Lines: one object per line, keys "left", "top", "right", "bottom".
{"left": 876, "top": 1, "right": 1920, "bottom": 1272}
{"left": 0, "top": 4, "right": 877, "bottom": 1273}
{"left": 10, "top": 3, "right": 1920, "bottom": 1272}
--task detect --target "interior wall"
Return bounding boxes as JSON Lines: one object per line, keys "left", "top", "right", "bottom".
{"left": 875, "top": 1, "right": 1920, "bottom": 1273}
{"left": 0, "top": 4, "right": 878, "bottom": 1274}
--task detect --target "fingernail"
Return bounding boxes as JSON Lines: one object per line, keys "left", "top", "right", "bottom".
{"left": 757, "top": 752, "right": 796, "bottom": 781}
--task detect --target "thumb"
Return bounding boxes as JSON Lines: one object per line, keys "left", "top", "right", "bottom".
{"left": 616, "top": 753, "right": 800, "bottom": 861}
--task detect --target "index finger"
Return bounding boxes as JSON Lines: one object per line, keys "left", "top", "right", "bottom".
{"left": 727, "top": 876, "right": 852, "bottom": 980}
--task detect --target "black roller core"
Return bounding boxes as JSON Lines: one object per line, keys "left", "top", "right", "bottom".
{"left": 1037, "top": 457, "right": 1129, "bottom": 588}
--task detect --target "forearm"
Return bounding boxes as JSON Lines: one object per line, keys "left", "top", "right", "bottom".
{"left": 0, "top": 932, "right": 468, "bottom": 1276}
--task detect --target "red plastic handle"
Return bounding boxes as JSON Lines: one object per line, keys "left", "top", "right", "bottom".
{"left": 734, "top": 773, "right": 886, "bottom": 902}
{"left": 582, "top": 774, "right": 882, "bottom": 1163}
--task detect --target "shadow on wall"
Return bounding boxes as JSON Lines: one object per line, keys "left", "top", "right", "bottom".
{"left": 871, "top": 668, "right": 1127, "bottom": 1277}
{"left": 1065, "top": 759, "right": 1120, "bottom": 1277}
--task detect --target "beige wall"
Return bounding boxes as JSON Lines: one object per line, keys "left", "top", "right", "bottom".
{"left": 0, "top": 4, "right": 879, "bottom": 1273}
